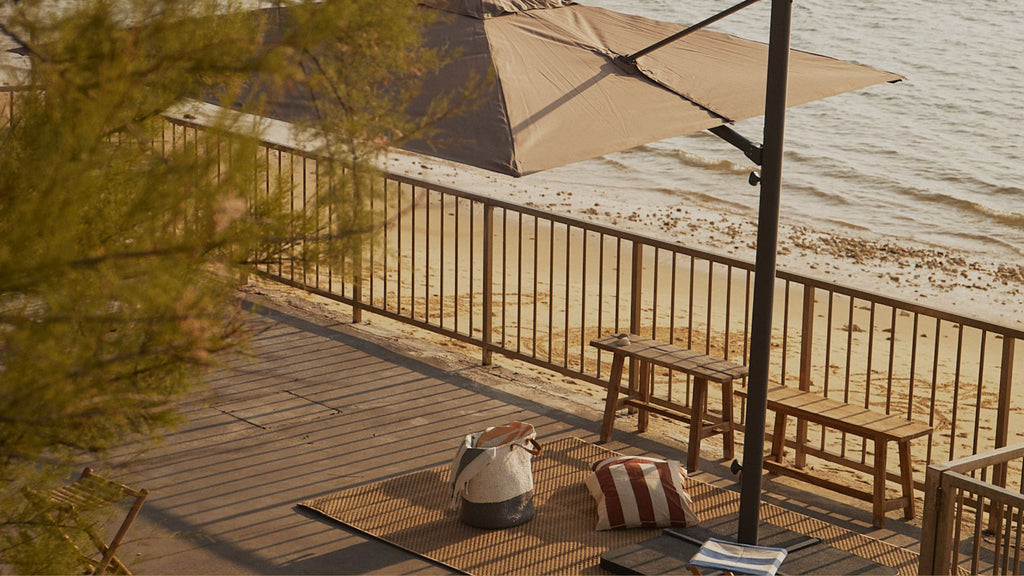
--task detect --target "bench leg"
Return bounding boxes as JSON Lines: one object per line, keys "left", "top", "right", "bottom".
{"left": 873, "top": 439, "right": 888, "bottom": 528}
{"left": 637, "top": 361, "right": 651, "bottom": 433}
{"left": 687, "top": 378, "right": 709, "bottom": 472}
{"left": 600, "top": 354, "right": 626, "bottom": 443}
{"left": 794, "top": 419, "right": 809, "bottom": 468}
{"left": 721, "top": 380, "right": 735, "bottom": 461}
{"left": 770, "top": 411, "right": 788, "bottom": 464}
{"left": 898, "top": 440, "right": 916, "bottom": 520}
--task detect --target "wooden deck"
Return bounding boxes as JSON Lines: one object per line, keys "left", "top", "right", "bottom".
{"left": 88, "top": 289, "right": 926, "bottom": 574}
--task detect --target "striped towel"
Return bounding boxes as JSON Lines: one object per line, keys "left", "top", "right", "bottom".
{"left": 688, "top": 538, "right": 788, "bottom": 576}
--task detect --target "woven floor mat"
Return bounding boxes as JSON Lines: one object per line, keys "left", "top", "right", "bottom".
{"left": 299, "top": 438, "right": 918, "bottom": 575}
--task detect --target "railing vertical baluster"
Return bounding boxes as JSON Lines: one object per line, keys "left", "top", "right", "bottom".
{"left": 652, "top": 247, "right": 661, "bottom": 341}
{"left": 953, "top": 486, "right": 966, "bottom": 574}
{"left": 563, "top": 224, "right": 572, "bottom": 368}
{"left": 991, "top": 336, "right": 1018, "bottom": 534}
{"left": 781, "top": 280, "right": 791, "bottom": 384}
{"left": 614, "top": 237, "right": 622, "bottom": 334}
{"left": 970, "top": 489, "right": 985, "bottom": 575}
{"left": 501, "top": 209, "right": 507, "bottom": 348}
{"left": 580, "top": 228, "right": 588, "bottom": 372}
{"left": 411, "top": 186, "right": 418, "bottom": 320}
{"left": 668, "top": 251, "right": 679, "bottom": 401}
{"left": 547, "top": 220, "right": 554, "bottom": 362}
{"left": 705, "top": 260, "right": 714, "bottom": 356}
{"left": 844, "top": 296, "right": 854, "bottom": 403}
{"left": 866, "top": 302, "right": 876, "bottom": 410}
{"left": 920, "top": 465, "right": 942, "bottom": 574}
{"left": 596, "top": 232, "right": 606, "bottom": 377}
{"left": 887, "top": 307, "right": 898, "bottom": 414}
{"left": 279, "top": 151, "right": 286, "bottom": 279}
{"left": 453, "top": 196, "right": 460, "bottom": 330}
{"left": 1013, "top": 505, "right": 1023, "bottom": 573}
{"left": 532, "top": 217, "right": 539, "bottom": 359}
{"left": 329, "top": 161, "right": 336, "bottom": 296}
{"left": 724, "top": 266, "right": 732, "bottom": 362}
{"left": 300, "top": 156, "right": 307, "bottom": 285}
{"left": 629, "top": 241, "right": 643, "bottom": 335}
{"left": 398, "top": 183, "right": 405, "bottom": 314}
{"left": 470, "top": 201, "right": 477, "bottom": 337}
{"left": 517, "top": 212, "right": 524, "bottom": 356}
{"left": 687, "top": 256, "right": 696, "bottom": 350}
{"left": 482, "top": 203, "right": 494, "bottom": 365}
{"left": 793, "top": 286, "right": 815, "bottom": 468}
{"left": 425, "top": 189, "right": 432, "bottom": 323}
{"left": 799, "top": 287, "right": 815, "bottom": 391}
{"left": 972, "top": 332, "right": 987, "bottom": 455}
{"left": 743, "top": 269, "right": 751, "bottom": 364}
{"left": 440, "top": 192, "right": 447, "bottom": 328}
{"left": 629, "top": 241, "right": 643, "bottom": 397}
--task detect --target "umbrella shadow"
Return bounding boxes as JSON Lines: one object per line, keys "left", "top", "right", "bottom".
{"left": 511, "top": 58, "right": 657, "bottom": 137}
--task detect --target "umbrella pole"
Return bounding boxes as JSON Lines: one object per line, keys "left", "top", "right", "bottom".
{"left": 737, "top": 0, "right": 792, "bottom": 545}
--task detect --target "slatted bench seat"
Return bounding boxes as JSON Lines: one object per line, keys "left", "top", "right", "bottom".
{"left": 591, "top": 334, "right": 749, "bottom": 472}
{"left": 739, "top": 385, "right": 933, "bottom": 528}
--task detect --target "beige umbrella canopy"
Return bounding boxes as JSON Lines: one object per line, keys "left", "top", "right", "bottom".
{"left": 258, "top": 0, "right": 901, "bottom": 176}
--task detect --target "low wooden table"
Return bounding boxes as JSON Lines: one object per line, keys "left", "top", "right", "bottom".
{"left": 591, "top": 334, "right": 748, "bottom": 472}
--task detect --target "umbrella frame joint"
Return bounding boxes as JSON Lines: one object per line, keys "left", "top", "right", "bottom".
{"left": 709, "top": 125, "right": 763, "bottom": 166}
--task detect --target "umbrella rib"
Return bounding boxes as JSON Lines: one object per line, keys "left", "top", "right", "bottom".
{"left": 622, "top": 0, "right": 764, "bottom": 62}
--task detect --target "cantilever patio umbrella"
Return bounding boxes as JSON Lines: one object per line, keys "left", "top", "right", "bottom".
{"left": 255, "top": 0, "right": 901, "bottom": 543}
{"left": 259, "top": 0, "right": 900, "bottom": 178}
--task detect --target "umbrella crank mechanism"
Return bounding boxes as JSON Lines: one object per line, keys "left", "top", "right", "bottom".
{"left": 730, "top": 459, "right": 743, "bottom": 478}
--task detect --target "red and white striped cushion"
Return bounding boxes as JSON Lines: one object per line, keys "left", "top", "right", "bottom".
{"left": 584, "top": 456, "right": 699, "bottom": 530}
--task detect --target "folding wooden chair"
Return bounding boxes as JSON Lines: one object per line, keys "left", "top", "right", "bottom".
{"left": 26, "top": 467, "right": 149, "bottom": 575}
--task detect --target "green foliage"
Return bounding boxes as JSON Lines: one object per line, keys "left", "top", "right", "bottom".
{"left": 0, "top": 0, "right": 452, "bottom": 571}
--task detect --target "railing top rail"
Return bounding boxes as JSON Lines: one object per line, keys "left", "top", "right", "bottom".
{"left": 928, "top": 442, "right": 1024, "bottom": 475}
{"left": 942, "top": 470, "right": 1024, "bottom": 505}
{"left": 775, "top": 268, "right": 1024, "bottom": 339}
{"left": 156, "top": 109, "right": 1024, "bottom": 342}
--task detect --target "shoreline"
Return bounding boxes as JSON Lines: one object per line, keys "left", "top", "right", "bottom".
{"left": 384, "top": 150, "right": 1024, "bottom": 332}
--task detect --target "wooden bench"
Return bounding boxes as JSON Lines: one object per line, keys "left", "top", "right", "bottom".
{"left": 740, "top": 385, "right": 933, "bottom": 528}
{"left": 591, "top": 334, "right": 748, "bottom": 472}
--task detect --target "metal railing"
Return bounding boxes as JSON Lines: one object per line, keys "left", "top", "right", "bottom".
{"left": 7, "top": 85, "right": 1020, "bottom": 512}
{"left": 921, "top": 443, "right": 1024, "bottom": 574}
{"left": 154, "top": 115, "right": 1024, "bottom": 500}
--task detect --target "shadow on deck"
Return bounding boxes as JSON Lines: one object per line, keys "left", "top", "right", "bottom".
{"left": 104, "top": 288, "right": 924, "bottom": 574}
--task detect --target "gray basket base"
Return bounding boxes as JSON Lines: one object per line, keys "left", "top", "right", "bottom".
{"left": 460, "top": 491, "right": 535, "bottom": 529}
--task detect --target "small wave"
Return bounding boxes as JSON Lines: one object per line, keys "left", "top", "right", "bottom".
{"left": 589, "top": 155, "right": 632, "bottom": 172}
{"left": 939, "top": 230, "right": 1024, "bottom": 258}
{"left": 652, "top": 187, "right": 753, "bottom": 214}
{"left": 663, "top": 149, "right": 751, "bottom": 176}
{"left": 900, "top": 188, "right": 1024, "bottom": 229}
{"left": 608, "top": 141, "right": 755, "bottom": 177}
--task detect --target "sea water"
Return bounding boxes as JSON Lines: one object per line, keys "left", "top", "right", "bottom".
{"left": 536, "top": 0, "right": 1024, "bottom": 265}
